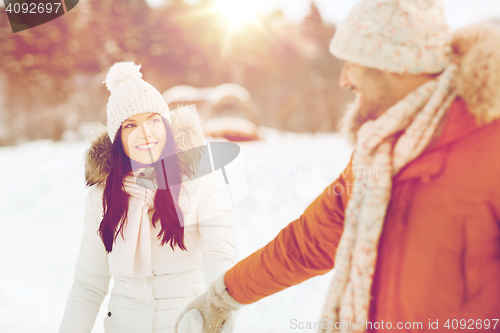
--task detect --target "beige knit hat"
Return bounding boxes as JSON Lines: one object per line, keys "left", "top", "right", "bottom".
{"left": 330, "top": 0, "right": 452, "bottom": 74}
{"left": 103, "top": 62, "right": 171, "bottom": 142}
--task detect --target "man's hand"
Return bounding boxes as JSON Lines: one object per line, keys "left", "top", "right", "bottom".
{"left": 176, "top": 272, "right": 244, "bottom": 333}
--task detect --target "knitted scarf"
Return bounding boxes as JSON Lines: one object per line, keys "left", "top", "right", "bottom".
{"left": 319, "top": 64, "right": 457, "bottom": 333}
{"left": 108, "top": 167, "right": 157, "bottom": 279}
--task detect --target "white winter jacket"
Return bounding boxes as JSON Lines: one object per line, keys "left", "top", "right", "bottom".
{"left": 59, "top": 107, "right": 238, "bottom": 333}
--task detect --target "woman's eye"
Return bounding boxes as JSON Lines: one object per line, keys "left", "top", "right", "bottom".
{"left": 150, "top": 118, "right": 160, "bottom": 124}
{"left": 124, "top": 123, "right": 135, "bottom": 129}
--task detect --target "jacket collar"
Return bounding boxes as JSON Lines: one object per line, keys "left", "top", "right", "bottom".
{"left": 394, "top": 97, "right": 498, "bottom": 183}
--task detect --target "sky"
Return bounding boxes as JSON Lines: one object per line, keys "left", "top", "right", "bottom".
{"left": 146, "top": 0, "right": 500, "bottom": 29}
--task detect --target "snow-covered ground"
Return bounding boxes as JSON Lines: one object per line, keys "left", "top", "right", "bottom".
{"left": 0, "top": 127, "right": 352, "bottom": 333}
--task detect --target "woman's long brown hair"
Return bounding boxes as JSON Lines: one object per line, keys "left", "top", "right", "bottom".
{"left": 98, "top": 118, "right": 186, "bottom": 253}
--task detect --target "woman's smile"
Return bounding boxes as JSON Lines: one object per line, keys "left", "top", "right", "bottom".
{"left": 135, "top": 141, "right": 158, "bottom": 152}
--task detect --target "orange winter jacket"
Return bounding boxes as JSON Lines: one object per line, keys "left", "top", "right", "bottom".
{"left": 224, "top": 98, "right": 500, "bottom": 332}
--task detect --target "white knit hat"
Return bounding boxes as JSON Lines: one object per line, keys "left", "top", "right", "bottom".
{"left": 330, "top": 0, "right": 452, "bottom": 74}
{"left": 103, "top": 62, "right": 171, "bottom": 142}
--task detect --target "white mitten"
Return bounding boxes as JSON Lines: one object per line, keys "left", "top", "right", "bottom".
{"left": 177, "top": 309, "right": 204, "bottom": 333}
{"left": 176, "top": 273, "right": 244, "bottom": 333}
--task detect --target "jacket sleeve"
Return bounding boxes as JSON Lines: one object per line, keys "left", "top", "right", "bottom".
{"left": 224, "top": 155, "right": 354, "bottom": 304}
{"left": 59, "top": 185, "right": 112, "bottom": 333}
{"left": 197, "top": 170, "right": 239, "bottom": 287}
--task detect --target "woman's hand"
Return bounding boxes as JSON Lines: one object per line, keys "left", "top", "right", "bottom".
{"left": 176, "top": 273, "right": 244, "bottom": 333}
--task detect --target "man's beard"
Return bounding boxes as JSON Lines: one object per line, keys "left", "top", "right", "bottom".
{"left": 339, "top": 94, "right": 386, "bottom": 146}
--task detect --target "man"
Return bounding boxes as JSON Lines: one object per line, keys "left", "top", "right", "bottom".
{"left": 176, "top": 0, "right": 500, "bottom": 332}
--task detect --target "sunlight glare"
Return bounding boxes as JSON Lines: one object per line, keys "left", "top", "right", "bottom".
{"left": 213, "top": 0, "right": 258, "bottom": 32}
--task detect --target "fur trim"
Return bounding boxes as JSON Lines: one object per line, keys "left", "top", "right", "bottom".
{"left": 339, "top": 24, "right": 500, "bottom": 145}
{"left": 84, "top": 124, "right": 113, "bottom": 187}
{"left": 453, "top": 24, "right": 500, "bottom": 124}
{"left": 170, "top": 105, "right": 205, "bottom": 180}
{"left": 84, "top": 105, "right": 204, "bottom": 187}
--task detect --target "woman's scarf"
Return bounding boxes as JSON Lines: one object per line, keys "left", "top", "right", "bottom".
{"left": 319, "top": 64, "right": 458, "bottom": 333}
{"left": 108, "top": 167, "right": 157, "bottom": 279}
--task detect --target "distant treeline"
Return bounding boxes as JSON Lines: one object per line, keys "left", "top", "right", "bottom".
{"left": 0, "top": 0, "right": 353, "bottom": 144}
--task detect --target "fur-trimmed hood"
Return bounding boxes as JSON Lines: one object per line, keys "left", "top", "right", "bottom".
{"left": 341, "top": 24, "right": 500, "bottom": 143}
{"left": 452, "top": 24, "right": 500, "bottom": 124}
{"left": 84, "top": 105, "right": 205, "bottom": 187}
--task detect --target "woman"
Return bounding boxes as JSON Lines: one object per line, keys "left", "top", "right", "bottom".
{"left": 59, "top": 62, "right": 238, "bottom": 333}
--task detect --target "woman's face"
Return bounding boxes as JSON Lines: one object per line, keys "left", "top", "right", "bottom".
{"left": 121, "top": 113, "right": 167, "bottom": 165}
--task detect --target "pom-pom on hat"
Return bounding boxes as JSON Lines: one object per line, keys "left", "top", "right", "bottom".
{"left": 103, "top": 62, "right": 171, "bottom": 143}
{"left": 329, "top": 0, "right": 452, "bottom": 74}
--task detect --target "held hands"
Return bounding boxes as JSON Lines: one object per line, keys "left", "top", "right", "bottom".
{"left": 176, "top": 273, "right": 244, "bottom": 333}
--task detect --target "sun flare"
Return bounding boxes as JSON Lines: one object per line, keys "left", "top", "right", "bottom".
{"left": 213, "top": 0, "right": 258, "bottom": 32}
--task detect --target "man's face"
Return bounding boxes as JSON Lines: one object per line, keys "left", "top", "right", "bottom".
{"left": 339, "top": 61, "right": 398, "bottom": 124}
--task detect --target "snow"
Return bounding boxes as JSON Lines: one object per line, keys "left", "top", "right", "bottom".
{"left": 0, "top": 128, "right": 353, "bottom": 333}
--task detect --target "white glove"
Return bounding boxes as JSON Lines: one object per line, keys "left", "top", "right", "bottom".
{"left": 176, "top": 273, "right": 244, "bottom": 333}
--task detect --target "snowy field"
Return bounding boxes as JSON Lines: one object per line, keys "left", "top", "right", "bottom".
{"left": 0, "top": 127, "right": 353, "bottom": 333}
